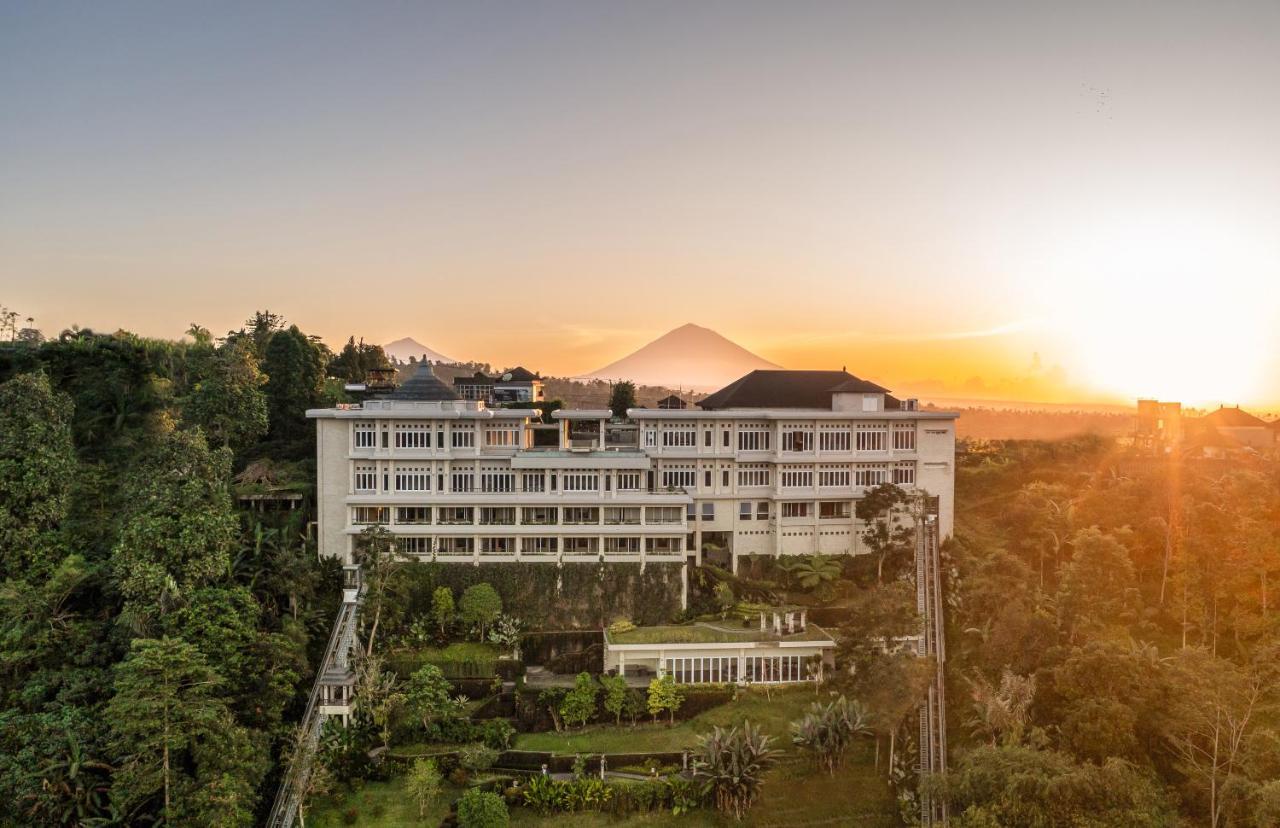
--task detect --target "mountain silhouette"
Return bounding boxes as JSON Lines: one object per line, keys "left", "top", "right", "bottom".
{"left": 383, "top": 337, "right": 455, "bottom": 364}
{"left": 581, "top": 323, "right": 780, "bottom": 391}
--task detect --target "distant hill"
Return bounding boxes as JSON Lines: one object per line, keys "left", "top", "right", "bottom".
{"left": 383, "top": 337, "right": 455, "bottom": 365}
{"left": 580, "top": 323, "right": 779, "bottom": 391}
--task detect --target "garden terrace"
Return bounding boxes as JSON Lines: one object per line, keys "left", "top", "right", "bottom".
{"left": 605, "top": 621, "right": 830, "bottom": 645}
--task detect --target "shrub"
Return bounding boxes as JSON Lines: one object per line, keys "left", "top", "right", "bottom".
{"left": 607, "top": 618, "right": 636, "bottom": 635}
{"left": 481, "top": 718, "right": 516, "bottom": 750}
{"left": 458, "top": 742, "right": 500, "bottom": 773}
{"left": 559, "top": 672, "right": 599, "bottom": 729}
{"left": 456, "top": 788, "right": 509, "bottom": 827}
{"left": 693, "top": 722, "right": 778, "bottom": 820}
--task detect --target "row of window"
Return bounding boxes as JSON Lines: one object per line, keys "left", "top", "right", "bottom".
{"left": 663, "top": 654, "right": 813, "bottom": 684}
{"left": 648, "top": 423, "right": 917, "bottom": 452}
{"left": 354, "top": 422, "right": 521, "bottom": 450}
{"left": 354, "top": 466, "right": 645, "bottom": 494}
{"left": 352, "top": 505, "right": 687, "bottom": 526}
{"left": 388, "top": 536, "right": 684, "bottom": 555}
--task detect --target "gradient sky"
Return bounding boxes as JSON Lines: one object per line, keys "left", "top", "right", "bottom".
{"left": 3, "top": 1, "right": 1278, "bottom": 406}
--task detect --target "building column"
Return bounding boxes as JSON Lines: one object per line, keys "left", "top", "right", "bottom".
{"left": 680, "top": 563, "right": 688, "bottom": 611}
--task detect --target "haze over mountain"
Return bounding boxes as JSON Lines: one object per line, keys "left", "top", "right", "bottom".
{"left": 383, "top": 337, "right": 455, "bottom": 365}
{"left": 581, "top": 323, "right": 780, "bottom": 391}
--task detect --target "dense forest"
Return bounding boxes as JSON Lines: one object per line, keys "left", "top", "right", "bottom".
{"left": 0, "top": 312, "right": 388, "bottom": 826}
{"left": 2, "top": 314, "right": 1278, "bottom": 826}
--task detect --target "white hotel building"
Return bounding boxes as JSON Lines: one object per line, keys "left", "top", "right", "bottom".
{"left": 308, "top": 365, "right": 956, "bottom": 573}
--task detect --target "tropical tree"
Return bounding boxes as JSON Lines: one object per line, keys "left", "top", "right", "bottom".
{"left": 600, "top": 673, "right": 629, "bottom": 725}
{"left": 791, "top": 696, "right": 871, "bottom": 774}
{"left": 787, "top": 555, "right": 843, "bottom": 593}
{"left": 405, "top": 664, "right": 458, "bottom": 733}
{"left": 487, "top": 613, "right": 523, "bottom": 658}
{"left": 105, "top": 637, "right": 231, "bottom": 824}
{"left": 456, "top": 787, "right": 509, "bottom": 827}
{"left": 559, "top": 672, "right": 599, "bottom": 729}
{"left": 966, "top": 668, "right": 1036, "bottom": 747}
{"left": 182, "top": 339, "right": 268, "bottom": 454}
{"left": 406, "top": 757, "right": 443, "bottom": 820}
{"left": 608, "top": 381, "right": 636, "bottom": 419}
{"left": 646, "top": 675, "right": 684, "bottom": 725}
{"left": 355, "top": 525, "right": 407, "bottom": 656}
{"left": 261, "top": 324, "right": 325, "bottom": 446}
{"left": 855, "top": 484, "right": 917, "bottom": 583}
{"left": 459, "top": 583, "right": 503, "bottom": 641}
{"left": 692, "top": 722, "right": 778, "bottom": 820}
{"left": 353, "top": 655, "right": 405, "bottom": 751}
{"left": 431, "top": 586, "right": 455, "bottom": 637}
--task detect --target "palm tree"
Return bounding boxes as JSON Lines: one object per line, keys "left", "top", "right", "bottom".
{"left": 965, "top": 668, "right": 1036, "bottom": 747}
{"left": 789, "top": 555, "right": 842, "bottom": 592}
{"left": 692, "top": 722, "right": 778, "bottom": 820}
{"left": 23, "top": 731, "right": 114, "bottom": 825}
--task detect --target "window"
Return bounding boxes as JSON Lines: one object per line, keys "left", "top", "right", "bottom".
{"left": 723, "top": 430, "right": 731, "bottom": 448}
{"left": 563, "top": 507, "right": 599, "bottom": 525}
{"left": 704, "top": 429, "right": 712, "bottom": 447}
{"left": 647, "top": 537, "right": 683, "bottom": 554}
{"left": 856, "top": 425, "right": 888, "bottom": 452}
{"left": 739, "top": 502, "right": 752, "bottom": 521}
{"left": 819, "top": 501, "right": 851, "bottom": 519}
{"left": 781, "top": 467, "right": 814, "bottom": 488}
{"left": 855, "top": 463, "right": 890, "bottom": 486}
{"left": 352, "top": 506, "right": 389, "bottom": 525}
{"left": 527, "top": 537, "right": 557, "bottom": 555}
{"left": 522, "top": 472, "right": 546, "bottom": 492}
{"left": 743, "top": 655, "right": 807, "bottom": 683}
{"left": 662, "top": 426, "right": 697, "bottom": 447}
{"left": 781, "top": 502, "right": 810, "bottom": 518}
{"left": 737, "top": 465, "right": 771, "bottom": 487}
{"left": 562, "top": 537, "right": 596, "bottom": 554}
{"left": 662, "top": 467, "right": 696, "bottom": 490}
{"left": 450, "top": 471, "right": 474, "bottom": 492}
{"left": 686, "top": 502, "right": 697, "bottom": 522}
{"left": 701, "top": 502, "right": 715, "bottom": 521}
{"left": 893, "top": 463, "right": 916, "bottom": 485}
{"left": 396, "top": 506, "right": 431, "bottom": 524}
{"left": 704, "top": 470, "right": 713, "bottom": 489}
{"left": 644, "top": 429, "right": 657, "bottom": 448}
{"left": 484, "top": 427, "right": 519, "bottom": 447}
{"left": 646, "top": 506, "right": 683, "bottom": 524}
{"left": 722, "top": 469, "right": 730, "bottom": 487}
{"left": 398, "top": 536, "right": 431, "bottom": 555}
{"left": 394, "top": 423, "right": 430, "bottom": 449}
{"left": 562, "top": 472, "right": 599, "bottom": 492}
{"left": 818, "top": 466, "right": 851, "bottom": 487}
{"left": 818, "top": 428, "right": 851, "bottom": 452}
{"left": 438, "top": 506, "right": 474, "bottom": 525}
{"left": 604, "top": 537, "right": 640, "bottom": 554}
{"left": 893, "top": 425, "right": 916, "bottom": 451}
{"left": 480, "top": 469, "right": 515, "bottom": 493}
{"left": 451, "top": 426, "right": 475, "bottom": 449}
{"left": 480, "top": 507, "right": 515, "bottom": 525}
{"left": 480, "top": 537, "right": 513, "bottom": 555}
{"left": 605, "top": 507, "right": 641, "bottom": 525}
{"left": 522, "top": 506, "right": 558, "bottom": 525}
{"left": 782, "top": 428, "right": 813, "bottom": 452}
{"left": 738, "top": 426, "right": 771, "bottom": 452}
{"left": 394, "top": 465, "right": 429, "bottom": 492}
{"left": 616, "top": 472, "right": 642, "bottom": 491}
{"left": 439, "top": 537, "right": 472, "bottom": 555}
{"left": 354, "top": 422, "right": 377, "bottom": 449}
{"left": 354, "top": 465, "right": 376, "bottom": 492}
{"left": 756, "top": 501, "right": 770, "bottom": 520}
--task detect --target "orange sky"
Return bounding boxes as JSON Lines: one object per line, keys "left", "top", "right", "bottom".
{"left": 2, "top": 3, "right": 1278, "bottom": 407}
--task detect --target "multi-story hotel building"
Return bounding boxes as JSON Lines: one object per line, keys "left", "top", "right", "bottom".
{"left": 309, "top": 365, "right": 956, "bottom": 574}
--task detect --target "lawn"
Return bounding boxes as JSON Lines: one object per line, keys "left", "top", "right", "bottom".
{"left": 386, "top": 641, "right": 502, "bottom": 678}
{"left": 308, "top": 686, "right": 901, "bottom": 826}
{"left": 607, "top": 622, "right": 831, "bottom": 645}
{"left": 516, "top": 685, "right": 825, "bottom": 754}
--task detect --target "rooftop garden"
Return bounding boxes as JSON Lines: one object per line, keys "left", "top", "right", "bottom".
{"left": 606, "top": 620, "right": 832, "bottom": 646}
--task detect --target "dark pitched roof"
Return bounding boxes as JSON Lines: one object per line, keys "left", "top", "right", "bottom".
{"left": 657, "top": 394, "right": 688, "bottom": 409}
{"left": 382, "top": 363, "right": 460, "bottom": 401}
{"left": 498, "top": 366, "right": 540, "bottom": 382}
{"left": 698, "top": 370, "right": 889, "bottom": 410}
{"left": 453, "top": 371, "right": 494, "bottom": 387}
{"left": 1201, "top": 406, "right": 1268, "bottom": 428}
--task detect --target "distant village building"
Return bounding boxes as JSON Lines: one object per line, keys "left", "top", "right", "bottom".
{"left": 657, "top": 394, "right": 688, "bottom": 410}
{"left": 1141, "top": 400, "right": 1277, "bottom": 458}
{"left": 307, "top": 366, "right": 956, "bottom": 596}
{"left": 1190, "top": 405, "right": 1275, "bottom": 451}
{"left": 1135, "top": 399, "right": 1183, "bottom": 454}
{"left": 453, "top": 367, "right": 544, "bottom": 404}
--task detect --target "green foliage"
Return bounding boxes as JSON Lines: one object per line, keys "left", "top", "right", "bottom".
{"left": 328, "top": 336, "right": 391, "bottom": 384}
{"left": 791, "top": 696, "right": 871, "bottom": 774}
{"left": 0, "top": 371, "right": 76, "bottom": 579}
{"left": 431, "top": 586, "right": 454, "bottom": 635}
{"left": 607, "top": 618, "right": 636, "bottom": 635}
{"left": 1057, "top": 527, "right": 1139, "bottom": 641}
{"left": 487, "top": 613, "right": 522, "bottom": 657}
{"left": 404, "top": 664, "right": 458, "bottom": 732}
{"left": 182, "top": 340, "right": 268, "bottom": 454}
{"left": 559, "top": 672, "right": 599, "bottom": 729}
{"left": 459, "top": 583, "right": 503, "bottom": 641}
{"left": 600, "top": 673, "right": 629, "bottom": 725}
{"left": 456, "top": 787, "right": 509, "bottom": 827}
{"left": 456, "top": 742, "right": 499, "bottom": 773}
{"left": 261, "top": 324, "right": 325, "bottom": 448}
{"left": 608, "top": 381, "right": 636, "bottom": 418}
{"left": 405, "top": 757, "right": 443, "bottom": 819}
{"left": 106, "top": 637, "right": 247, "bottom": 824}
{"left": 110, "top": 428, "right": 238, "bottom": 625}
{"left": 692, "top": 721, "right": 778, "bottom": 820}
{"left": 646, "top": 675, "right": 684, "bottom": 724}
{"left": 933, "top": 744, "right": 1177, "bottom": 827}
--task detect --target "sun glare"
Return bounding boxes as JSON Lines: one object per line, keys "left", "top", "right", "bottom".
{"left": 1037, "top": 211, "right": 1277, "bottom": 406}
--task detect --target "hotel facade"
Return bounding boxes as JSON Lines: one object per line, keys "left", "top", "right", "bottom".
{"left": 308, "top": 366, "right": 956, "bottom": 573}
